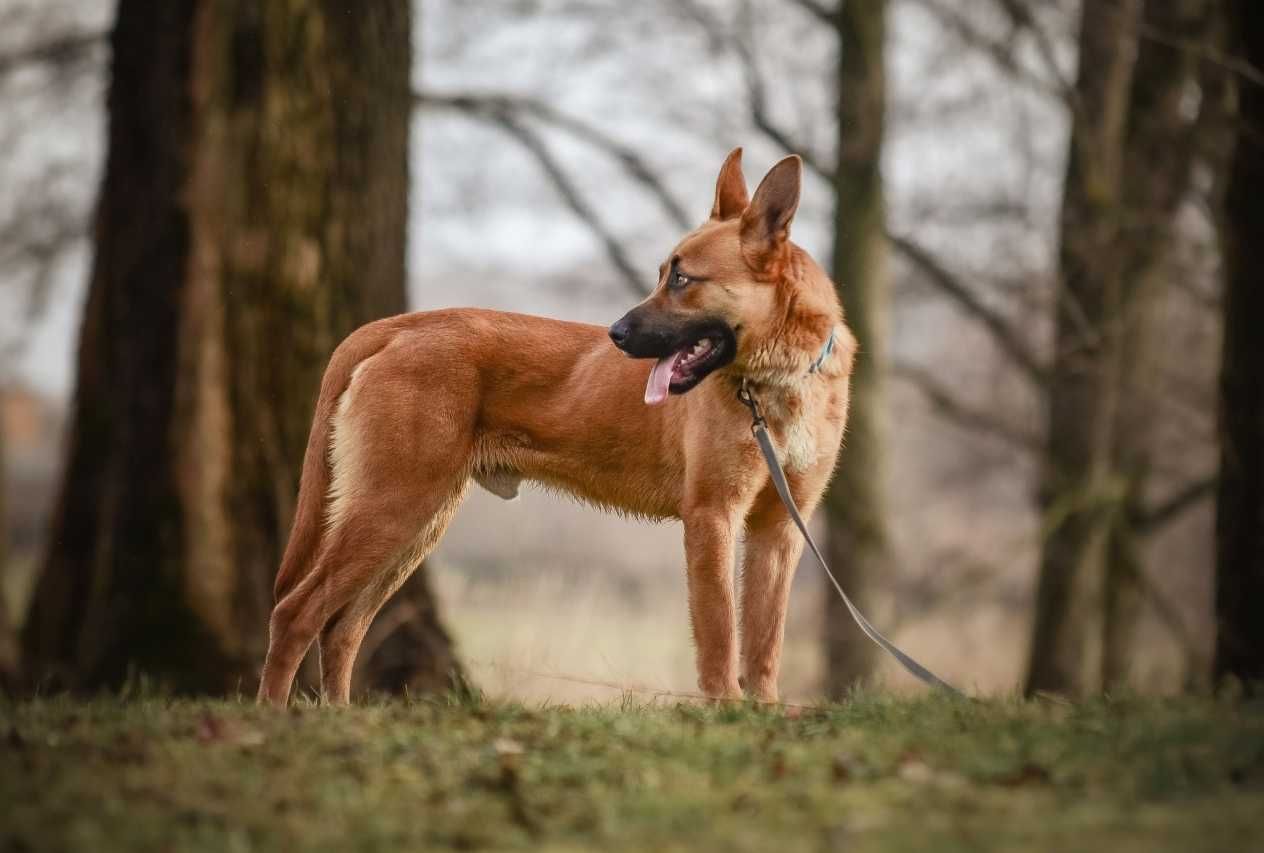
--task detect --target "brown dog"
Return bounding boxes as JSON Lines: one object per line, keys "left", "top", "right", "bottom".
{"left": 257, "top": 148, "right": 855, "bottom": 706}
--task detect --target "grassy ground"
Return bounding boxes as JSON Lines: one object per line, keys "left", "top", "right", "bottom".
{"left": 3, "top": 692, "right": 1262, "bottom": 852}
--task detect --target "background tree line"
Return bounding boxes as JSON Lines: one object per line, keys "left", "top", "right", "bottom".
{"left": 0, "top": 0, "right": 1260, "bottom": 698}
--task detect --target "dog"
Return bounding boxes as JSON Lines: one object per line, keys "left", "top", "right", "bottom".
{"left": 257, "top": 148, "right": 855, "bottom": 706}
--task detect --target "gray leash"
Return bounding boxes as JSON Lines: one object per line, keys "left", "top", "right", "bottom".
{"left": 737, "top": 381, "right": 963, "bottom": 696}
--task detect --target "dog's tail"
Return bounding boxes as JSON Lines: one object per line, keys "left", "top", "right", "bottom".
{"left": 272, "top": 323, "right": 394, "bottom": 603}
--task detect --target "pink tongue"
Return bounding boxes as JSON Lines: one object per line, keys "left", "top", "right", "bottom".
{"left": 645, "top": 352, "right": 681, "bottom": 406}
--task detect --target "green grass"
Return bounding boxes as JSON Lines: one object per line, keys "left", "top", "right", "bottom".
{"left": 3, "top": 692, "right": 1263, "bottom": 852}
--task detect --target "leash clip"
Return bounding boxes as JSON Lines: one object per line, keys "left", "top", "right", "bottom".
{"left": 736, "top": 379, "right": 766, "bottom": 434}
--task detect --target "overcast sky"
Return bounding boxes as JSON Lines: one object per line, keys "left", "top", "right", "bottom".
{"left": 0, "top": 0, "right": 1070, "bottom": 400}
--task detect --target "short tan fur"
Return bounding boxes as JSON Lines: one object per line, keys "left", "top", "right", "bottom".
{"left": 258, "top": 149, "right": 855, "bottom": 706}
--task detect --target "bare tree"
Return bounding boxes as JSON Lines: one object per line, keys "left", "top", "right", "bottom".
{"left": 1024, "top": 0, "right": 1225, "bottom": 695}
{"left": 1025, "top": 0, "right": 1144, "bottom": 695}
{"left": 1102, "top": 0, "right": 1221, "bottom": 688}
{"left": 22, "top": 0, "right": 460, "bottom": 694}
{"left": 1214, "top": 0, "right": 1264, "bottom": 691}
{"left": 820, "top": 0, "right": 893, "bottom": 693}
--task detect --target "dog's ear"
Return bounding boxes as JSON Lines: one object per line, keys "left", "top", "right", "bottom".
{"left": 740, "top": 155, "right": 801, "bottom": 263}
{"left": 710, "top": 147, "right": 749, "bottom": 221}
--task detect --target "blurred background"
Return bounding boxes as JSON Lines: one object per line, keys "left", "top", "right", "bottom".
{"left": 1, "top": 0, "right": 1259, "bottom": 703}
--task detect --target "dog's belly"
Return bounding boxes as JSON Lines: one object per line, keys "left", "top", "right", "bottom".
{"left": 428, "top": 311, "right": 688, "bottom": 518}
{"left": 474, "top": 428, "right": 683, "bottom": 519}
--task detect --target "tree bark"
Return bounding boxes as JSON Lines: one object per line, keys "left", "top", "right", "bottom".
{"left": 1102, "top": 0, "right": 1217, "bottom": 689}
{"left": 22, "top": 0, "right": 461, "bottom": 695}
{"left": 1213, "top": 0, "right": 1264, "bottom": 690}
{"left": 823, "top": 0, "right": 891, "bottom": 695}
{"left": 1025, "top": 0, "right": 1142, "bottom": 696}
{"left": 0, "top": 417, "right": 13, "bottom": 689}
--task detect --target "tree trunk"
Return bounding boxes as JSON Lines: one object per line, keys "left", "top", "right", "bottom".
{"left": 1213, "top": 0, "right": 1264, "bottom": 690}
{"left": 22, "top": 0, "right": 461, "bottom": 695}
{"left": 823, "top": 0, "right": 891, "bottom": 695}
{"left": 1025, "top": 0, "right": 1141, "bottom": 696}
{"left": 354, "top": 573, "right": 468, "bottom": 696}
{"left": 1102, "top": 0, "right": 1216, "bottom": 689}
{"left": 0, "top": 417, "right": 13, "bottom": 689}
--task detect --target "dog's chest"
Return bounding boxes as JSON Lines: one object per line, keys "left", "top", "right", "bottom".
{"left": 765, "top": 395, "right": 821, "bottom": 473}
{"left": 782, "top": 417, "right": 818, "bottom": 472}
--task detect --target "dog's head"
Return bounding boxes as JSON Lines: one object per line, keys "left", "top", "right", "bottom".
{"left": 609, "top": 148, "right": 804, "bottom": 405}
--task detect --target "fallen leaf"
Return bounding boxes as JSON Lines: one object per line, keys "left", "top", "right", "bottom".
{"left": 998, "top": 762, "right": 1050, "bottom": 787}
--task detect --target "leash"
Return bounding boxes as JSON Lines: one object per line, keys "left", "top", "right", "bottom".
{"left": 737, "top": 378, "right": 963, "bottom": 696}
{"left": 807, "top": 327, "right": 836, "bottom": 374}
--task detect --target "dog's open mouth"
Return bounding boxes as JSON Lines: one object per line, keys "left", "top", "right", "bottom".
{"left": 645, "top": 335, "right": 730, "bottom": 406}
{"left": 609, "top": 311, "right": 737, "bottom": 405}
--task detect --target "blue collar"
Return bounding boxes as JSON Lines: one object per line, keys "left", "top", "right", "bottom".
{"left": 807, "top": 326, "right": 837, "bottom": 375}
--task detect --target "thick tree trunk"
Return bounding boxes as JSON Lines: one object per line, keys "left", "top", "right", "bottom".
{"left": 22, "top": 0, "right": 460, "bottom": 694}
{"left": 0, "top": 602, "right": 14, "bottom": 692}
{"left": 1213, "top": 0, "right": 1264, "bottom": 690}
{"left": 1025, "top": 0, "right": 1141, "bottom": 696}
{"left": 354, "top": 573, "right": 468, "bottom": 696}
{"left": 0, "top": 420, "right": 13, "bottom": 689}
{"left": 1102, "top": 0, "right": 1216, "bottom": 689}
{"left": 823, "top": 0, "right": 891, "bottom": 695}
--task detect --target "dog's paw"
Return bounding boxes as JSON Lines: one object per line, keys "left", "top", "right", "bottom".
{"left": 697, "top": 678, "right": 744, "bottom": 703}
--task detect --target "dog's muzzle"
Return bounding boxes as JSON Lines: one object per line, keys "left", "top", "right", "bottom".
{"left": 608, "top": 308, "right": 737, "bottom": 404}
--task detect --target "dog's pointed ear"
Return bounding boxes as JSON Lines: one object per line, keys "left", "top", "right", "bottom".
{"left": 710, "top": 147, "right": 749, "bottom": 221}
{"left": 740, "top": 155, "right": 801, "bottom": 262}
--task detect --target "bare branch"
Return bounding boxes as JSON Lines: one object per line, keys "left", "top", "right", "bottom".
{"left": 494, "top": 117, "right": 649, "bottom": 298}
{"left": 893, "top": 249, "right": 1045, "bottom": 368}
{"left": 416, "top": 91, "right": 692, "bottom": 230}
{"left": 992, "top": 0, "right": 1075, "bottom": 95}
{"left": 749, "top": 86, "right": 832, "bottom": 180}
{"left": 892, "top": 361, "right": 1042, "bottom": 452}
{"left": 1137, "top": 475, "right": 1217, "bottom": 533}
{"left": 678, "top": 0, "right": 834, "bottom": 176}
{"left": 888, "top": 231, "right": 1049, "bottom": 386}
{"left": 419, "top": 93, "right": 648, "bottom": 298}
{"left": 1136, "top": 19, "right": 1264, "bottom": 90}
{"left": 785, "top": 0, "right": 836, "bottom": 29}
{"left": 905, "top": 0, "right": 1070, "bottom": 102}
{"left": 0, "top": 30, "right": 104, "bottom": 78}
{"left": 735, "top": 12, "right": 833, "bottom": 178}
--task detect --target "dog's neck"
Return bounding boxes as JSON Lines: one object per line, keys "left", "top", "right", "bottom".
{"left": 726, "top": 322, "right": 840, "bottom": 420}
{"left": 723, "top": 254, "right": 850, "bottom": 458}
{"left": 734, "top": 282, "right": 845, "bottom": 395}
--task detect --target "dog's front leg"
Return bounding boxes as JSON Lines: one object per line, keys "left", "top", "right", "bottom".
{"left": 739, "top": 511, "right": 805, "bottom": 703}
{"left": 682, "top": 509, "right": 743, "bottom": 700}
{"left": 739, "top": 456, "right": 834, "bottom": 703}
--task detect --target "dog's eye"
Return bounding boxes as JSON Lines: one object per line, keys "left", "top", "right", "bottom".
{"left": 672, "top": 271, "right": 691, "bottom": 289}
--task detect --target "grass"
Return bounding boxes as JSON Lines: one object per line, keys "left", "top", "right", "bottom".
{"left": 3, "top": 691, "right": 1263, "bottom": 852}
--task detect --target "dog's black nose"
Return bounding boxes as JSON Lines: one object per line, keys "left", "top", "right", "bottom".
{"left": 609, "top": 317, "right": 632, "bottom": 347}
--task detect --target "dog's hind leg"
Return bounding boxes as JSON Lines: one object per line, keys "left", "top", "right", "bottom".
{"left": 317, "top": 483, "right": 467, "bottom": 703}
{"left": 258, "top": 469, "right": 469, "bottom": 708}
{"left": 258, "top": 351, "right": 476, "bottom": 707}
{"left": 258, "top": 501, "right": 423, "bottom": 707}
